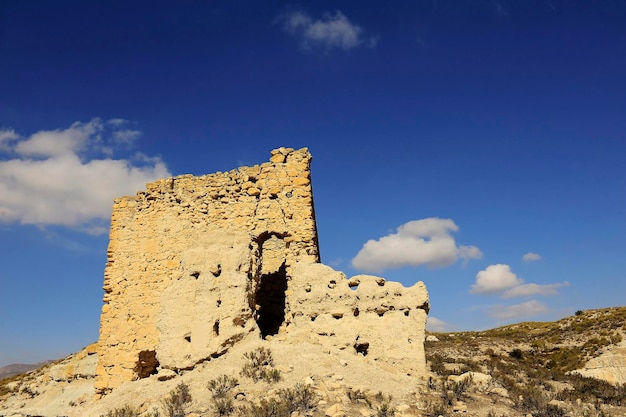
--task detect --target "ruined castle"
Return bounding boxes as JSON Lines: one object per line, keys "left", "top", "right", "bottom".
{"left": 95, "top": 147, "right": 429, "bottom": 395}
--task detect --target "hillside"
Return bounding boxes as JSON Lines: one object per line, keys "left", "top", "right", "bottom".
{"left": 423, "top": 306, "right": 626, "bottom": 416}
{"left": 0, "top": 364, "right": 47, "bottom": 381}
{"left": 1, "top": 307, "right": 625, "bottom": 417}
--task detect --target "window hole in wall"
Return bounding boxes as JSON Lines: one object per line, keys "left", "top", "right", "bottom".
{"left": 184, "top": 335, "right": 191, "bottom": 343}
{"left": 404, "top": 310, "right": 410, "bottom": 317}
{"left": 190, "top": 271, "right": 200, "bottom": 279}
{"left": 354, "top": 342, "right": 369, "bottom": 356}
{"left": 332, "top": 312, "right": 343, "bottom": 319}
{"left": 213, "top": 320, "right": 220, "bottom": 336}
{"left": 134, "top": 350, "right": 159, "bottom": 379}
{"left": 353, "top": 308, "right": 360, "bottom": 317}
{"left": 212, "top": 264, "right": 222, "bottom": 277}
{"left": 254, "top": 264, "right": 287, "bottom": 339}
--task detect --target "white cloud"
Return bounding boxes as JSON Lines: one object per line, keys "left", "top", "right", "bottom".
{"left": 471, "top": 264, "right": 568, "bottom": 300}
{"left": 14, "top": 120, "right": 101, "bottom": 158}
{"left": 351, "top": 217, "right": 482, "bottom": 272}
{"left": 490, "top": 300, "right": 548, "bottom": 320}
{"left": 281, "top": 10, "right": 377, "bottom": 51}
{"left": 426, "top": 316, "right": 452, "bottom": 332}
{"left": 502, "top": 282, "right": 569, "bottom": 299}
{"left": 0, "top": 119, "right": 170, "bottom": 234}
{"left": 458, "top": 245, "right": 483, "bottom": 263}
{"left": 470, "top": 264, "right": 523, "bottom": 294}
{"left": 0, "top": 129, "right": 19, "bottom": 150}
{"left": 522, "top": 252, "right": 542, "bottom": 262}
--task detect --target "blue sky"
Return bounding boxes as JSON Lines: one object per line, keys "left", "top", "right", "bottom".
{"left": 1, "top": 1, "right": 625, "bottom": 366}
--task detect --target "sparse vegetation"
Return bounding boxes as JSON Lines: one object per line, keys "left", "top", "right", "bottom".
{"left": 237, "top": 383, "right": 317, "bottom": 417}
{"left": 277, "top": 383, "right": 317, "bottom": 412}
{"left": 376, "top": 400, "right": 395, "bottom": 417}
{"left": 100, "top": 405, "right": 140, "bottom": 417}
{"left": 240, "top": 347, "right": 281, "bottom": 383}
{"left": 162, "top": 382, "right": 192, "bottom": 417}
{"left": 208, "top": 374, "right": 239, "bottom": 398}
{"left": 207, "top": 374, "right": 239, "bottom": 416}
{"left": 346, "top": 387, "right": 369, "bottom": 404}
{"left": 425, "top": 306, "right": 626, "bottom": 417}
{"left": 444, "top": 374, "right": 473, "bottom": 402}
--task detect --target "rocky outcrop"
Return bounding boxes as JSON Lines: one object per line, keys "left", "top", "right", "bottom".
{"left": 0, "top": 345, "right": 98, "bottom": 417}
{"left": 575, "top": 336, "right": 626, "bottom": 385}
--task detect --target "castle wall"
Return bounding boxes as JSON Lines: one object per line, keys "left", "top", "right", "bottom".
{"left": 95, "top": 147, "right": 430, "bottom": 396}
{"left": 95, "top": 147, "right": 319, "bottom": 394}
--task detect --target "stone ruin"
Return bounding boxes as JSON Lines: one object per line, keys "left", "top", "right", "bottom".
{"left": 95, "top": 147, "right": 429, "bottom": 396}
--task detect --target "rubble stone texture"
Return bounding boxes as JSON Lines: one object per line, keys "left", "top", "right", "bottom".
{"left": 95, "top": 147, "right": 429, "bottom": 395}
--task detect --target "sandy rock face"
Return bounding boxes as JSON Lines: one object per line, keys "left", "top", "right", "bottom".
{"left": 87, "top": 147, "right": 428, "bottom": 399}
{"left": 576, "top": 338, "right": 626, "bottom": 385}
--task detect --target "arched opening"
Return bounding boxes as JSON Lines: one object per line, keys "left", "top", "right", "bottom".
{"left": 254, "top": 264, "right": 287, "bottom": 338}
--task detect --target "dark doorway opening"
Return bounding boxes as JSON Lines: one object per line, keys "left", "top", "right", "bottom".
{"left": 255, "top": 264, "right": 287, "bottom": 338}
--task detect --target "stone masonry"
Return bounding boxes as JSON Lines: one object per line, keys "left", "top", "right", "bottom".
{"left": 95, "top": 147, "right": 429, "bottom": 396}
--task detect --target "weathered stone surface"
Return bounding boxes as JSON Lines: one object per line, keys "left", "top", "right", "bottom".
{"left": 90, "top": 147, "right": 429, "bottom": 396}
{"left": 575, "top": 338, "right": 626, "bottom": 385}
{"left": 95, "top": 147, "right": 323, "bottom": 394}
{"left": 49, "top": 343, "right": 98, "bottom": 382}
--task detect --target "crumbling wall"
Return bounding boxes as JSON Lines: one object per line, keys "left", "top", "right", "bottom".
{"left": 95, "top": 147, "right": 319, "bottom": 394}
{"left": 285, "top": 263, "right": 430, "bottom": 378}
{"left": 95, "top": 147, "right": 430, "bottom": 396}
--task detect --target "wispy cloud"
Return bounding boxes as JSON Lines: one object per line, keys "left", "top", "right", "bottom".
{"left": 352, "top": 217, "right": 482, "bottom": 272}
{"left": 0, "top": 119, "right": 170, "bottom": 234}
{"left": 522, "top": 252, "right": 542, "bottom": 262}
{"left": 0, "top": 129, "right": 19, "bottom": 151}
{"left": 279, "top": 10, "right": 378, "bottom": 51}
{"left": 502, "top": 282, "right": 569, "bottom": 299}
{"left": 490, "top": 300, "right": 548, "bottom": 320}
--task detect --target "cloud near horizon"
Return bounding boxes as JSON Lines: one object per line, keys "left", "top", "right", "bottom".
{"left": 471, "top": 263, "right": 569, "bottom": 298}
{"left": 351, "top": 217, "right": 482, "bottom": 272}
{"left": 490, "top": 300, "right": 549, "bottom": 320}
{"left": 280, "top": 10, "right": 378, "bottom": 51}
{"left": 0, "top": 119, "right": 170, "bottom": 234}
{"left": 426, "top": 316, "right": 453, "bottom": 332}
{"left": 502, "top": 282, "right": 569, "bottom": 298}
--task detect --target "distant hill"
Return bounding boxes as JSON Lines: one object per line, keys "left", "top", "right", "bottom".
{"left": 0, "top": 363, "right": 44, "bottom": 380}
